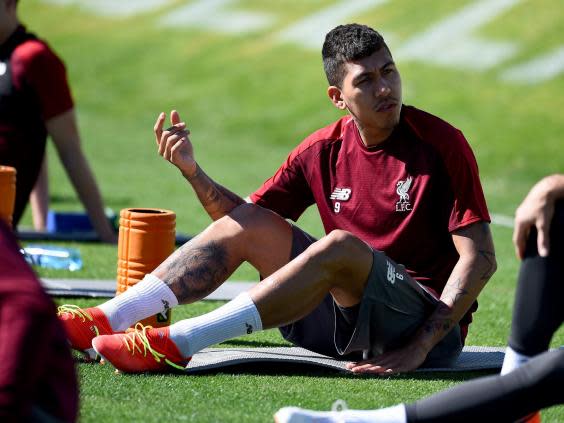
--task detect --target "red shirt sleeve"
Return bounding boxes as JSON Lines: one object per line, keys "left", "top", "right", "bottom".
{"left": 444, "top": 129, "right": 491, "bottom": 231}
{"left": 11, "top": 40, "right": 74, "bottom": 120}
{"left": 250, "top": 147, "right": 315, "bottom": 221}
{"left": 404, "top": 106, "right": 490, "bottom": 232}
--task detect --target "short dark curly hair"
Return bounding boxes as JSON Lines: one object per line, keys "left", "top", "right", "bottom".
{"left": 322, "top": 24, "right": 389, "bottom": 87}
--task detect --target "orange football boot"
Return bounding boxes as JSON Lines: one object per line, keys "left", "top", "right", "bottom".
{"left": 57, "top": 305, "right": 115, "bottom": 360}
{"left": 92, "top": 323, "right": 189, "bottom": 373}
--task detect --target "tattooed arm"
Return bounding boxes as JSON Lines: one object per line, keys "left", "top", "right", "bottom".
{"left": 347, "top": 221, "right": 496, "bottom": 374}
{"left": 153, "top": 110, "right": 245, "bottom": 220}
{"left": 414, "top": 222, "right": 497, "bottom": 355}
{"left": 184, "top": 164, "right": 246, "bottom": 221}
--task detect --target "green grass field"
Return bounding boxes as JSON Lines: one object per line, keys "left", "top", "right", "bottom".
{"left": 17, "top": 0, "right": 564, "bottom": 421}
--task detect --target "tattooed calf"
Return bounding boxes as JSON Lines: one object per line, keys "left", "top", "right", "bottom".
{"left": 162, "top": 241, "right": 230, "bottom": 303}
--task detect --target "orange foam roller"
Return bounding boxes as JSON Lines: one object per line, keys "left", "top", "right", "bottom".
{"left": 117, "top": 208, "right": 176, "bottom": 327}
{"left": 0, "top": 166, "right": 16, "bottom": 227}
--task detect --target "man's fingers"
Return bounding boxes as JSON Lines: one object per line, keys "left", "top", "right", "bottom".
{"left": 164, "top": 122, "right": 187, "bottom": 132}
{"left": 159, "top": 125, "right": 187, "bottom": 153}
{"left": 512, "top": 222, "right": 528, "bottom": 260}
{"left": 171, "top": 109, "right": 181, "bottom": 125}
{"left": 347, "top": 358, "right": 397, "bottom": 374}
{"left": 163, "top": 132, "right": 189, "bottom": 161}
{"left": 536, "top": 219, "right": 551, "bottom": 257}
{"left": 349, "top": 363, "right": 395, "bottom": 374}
{"left": 154, "top": 112, "right": 166, "bottom": 144}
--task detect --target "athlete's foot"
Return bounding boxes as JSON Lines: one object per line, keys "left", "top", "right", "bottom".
{"left": 92, "top": 323, "right": 190, "bottom": 373}
{"left": 57, "top": 305, "right": 116, "bottom": 360}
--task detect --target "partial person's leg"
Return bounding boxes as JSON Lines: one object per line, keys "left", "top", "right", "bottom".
{"left": 92, "top": 229, "right": 374, "bottom": 371}
{"left": 168, "top": 229, "right": 373, "bottom": 358}
{"left": 98, "top": 203, "right": 295, "bottom": 331}
{"left": 503, "top": 200, "right": 564, "bottom": 374}
{"left": 251, "top": 229, "right": 373, "bottom": 326}
{"left": 274, "top": 349, "right": 564, "bottom": 423}
{"left": 406, "top": 349, "right": 564, "bottom": 423}
{"left": 59, "top": 204, "right": 295, "bottom": 352}
{"left": 29, "top": 154, "right": 49, "bottom": 231}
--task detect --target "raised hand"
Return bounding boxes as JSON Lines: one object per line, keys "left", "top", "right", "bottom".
{"left": 153, "top": 110, "right": 197, "bottom": 177}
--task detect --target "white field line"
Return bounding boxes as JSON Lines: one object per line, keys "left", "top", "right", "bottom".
{"left": 276, "top": 0, "right": 390, "bottom": 49}
{"left": 395, "top": 0, "right": 521, "bottom": 70}
{"left": 501, "top": 45, "right": 564, "bottom": 84}
{"left": 490, "top": 213, "right": 514, "bottom": 228}
{"left": 159, "top": 0, "right": 274, "bottom": 33}
{"left": 43, "top": 0, "right": 171, "bottom": 17}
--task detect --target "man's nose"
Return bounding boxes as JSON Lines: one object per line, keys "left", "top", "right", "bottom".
{"left": 376, "top": 81, "right": 391, "bottom": 96}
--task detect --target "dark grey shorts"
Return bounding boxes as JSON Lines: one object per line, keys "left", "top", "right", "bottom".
{"left": 278, "top": 225, "right": 463, "bottom": 367}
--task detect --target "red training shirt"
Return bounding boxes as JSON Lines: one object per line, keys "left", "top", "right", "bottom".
{"left": 0, "top": 25, "right": 74, "bottom": 225}
{"left": 250, "top": 105, "right": 491, "bottom": 333}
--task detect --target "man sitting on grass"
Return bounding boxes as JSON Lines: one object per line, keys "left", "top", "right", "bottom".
{"left": 58, "top": 23, "right": 495, "bottom": 374}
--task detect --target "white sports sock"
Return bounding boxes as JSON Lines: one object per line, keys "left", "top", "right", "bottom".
{"left": 340, "top": 405, "right": 407, "bottom": 423}
{"left": 501, "top": 346, "right": 532, "bottom": 375}
{"left": 98, "top": 274, "right": 178, "bottom": 331}
{"left": 169, "top": 292, "right": 262, "bottom": 358}
{"left": 275, "top": 404, "right": 406, "bottom": 423}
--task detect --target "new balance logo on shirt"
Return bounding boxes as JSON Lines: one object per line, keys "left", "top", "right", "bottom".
{"left": 330, "top": 187, "right": 351, "bottom": 201}
{"left": 386, "top": 260, "right": 405, "bottom": 285}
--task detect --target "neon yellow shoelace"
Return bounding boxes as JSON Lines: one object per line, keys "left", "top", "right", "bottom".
{"left": 57, "top": 304, "right": 100, "bottom": 338}
{"left": 123, "top": 323, "right": 185, "bottom": 371}
{"left": 57, "top": 305, "right": 101, "bottom": 361}
{"left": 57, "top": 304, "right": 93, "bottom": 322}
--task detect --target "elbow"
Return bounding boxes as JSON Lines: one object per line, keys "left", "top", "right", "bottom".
{"left": 478, "top": 251, "right": 497, "bottom": 282}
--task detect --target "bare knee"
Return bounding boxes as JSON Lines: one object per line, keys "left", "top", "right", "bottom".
{"left": 306, "top": 230, "right": 373, "bottom": 277}
{"left": 205, "top": 203, "right": 293, "bottom": 275}
{"left": 209, "top": 203, "right": 286, "bottom": 236}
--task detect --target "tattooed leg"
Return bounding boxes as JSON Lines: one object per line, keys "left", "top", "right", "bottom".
{"left": 152, "top": 203, "right": 294, "bottom": 304}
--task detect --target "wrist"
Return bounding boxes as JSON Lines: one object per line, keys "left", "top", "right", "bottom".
{"left": 181, "top": 163, "right": 199, "bottom": 180}
{"left": 412, "top": 328, "right": 438, "bottom": 354}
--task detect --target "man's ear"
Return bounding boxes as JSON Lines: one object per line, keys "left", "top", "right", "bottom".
{"left": 327, "top": 86, "right": 347, "bottom": 110}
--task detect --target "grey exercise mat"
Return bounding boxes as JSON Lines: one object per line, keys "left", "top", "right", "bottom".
{"left": 41, "top": 278, "right": 255, "bottom": 300}
{"left": 187, "top": 346, "right": 505, "bottom": 373}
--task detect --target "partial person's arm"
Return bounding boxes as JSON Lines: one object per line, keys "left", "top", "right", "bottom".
{"left": 153, "top": 110, "right": 245, "bottom": 221}
{"left": 29, "top": 155, "right": 49, "bottom": 231}
{"left": 413, "top": 222, "right": 496, "bottom": 360}
{"left": 348, "top": 221, "right": 496, "bottom": 374}
{"left": 46, "top": 109, "right": 117, "bottom": 243}
{"left": 513, "top": 173, "right": 564, "bottom": 259}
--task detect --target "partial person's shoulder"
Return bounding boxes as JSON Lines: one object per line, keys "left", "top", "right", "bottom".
{"left": 12, "top": 37, "right": 64, "bottom": 70}
{"left": 402, "top": 105, "right": 471, "bottom": 154}
{"left": 294, "top": 116, "right": 351, "bottom": 156}
{"left": 402, "top": 105, "right": 462, "bottom": 140}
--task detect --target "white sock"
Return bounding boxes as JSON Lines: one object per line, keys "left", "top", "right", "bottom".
{"left": 275, "top": 404, "right": 406, "bottom": 423}
{"left": 98, "top": 274, "right": 178, "bottom": 331}
{"left": 169, "top": 292, "right": 262, "bottom": 358}
{"left": 340, "top": 405, "right": 407, "bottom": 423}
{"left": 501, "top": 346, "right": 532, "bottom": 375}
